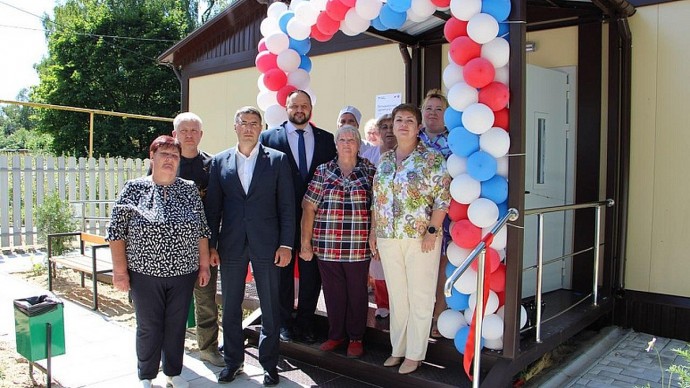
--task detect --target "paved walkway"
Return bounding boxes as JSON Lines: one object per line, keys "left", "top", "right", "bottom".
{"left": 0, "top": 251, "right": 359, "bottom": 388}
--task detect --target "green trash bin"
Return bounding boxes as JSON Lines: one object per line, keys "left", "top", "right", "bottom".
{"left": 187, "top": 298, "right": 195, "bottom": 328}
{"left": 14, "top": 295, "right": 66, "bottom": 362}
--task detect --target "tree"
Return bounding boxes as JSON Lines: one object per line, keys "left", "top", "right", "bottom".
{"left": 1, "top": 89, "right": 36, "bottom": 136}
{"left": 32, "top": 0, "right": 203, "bottom": 158}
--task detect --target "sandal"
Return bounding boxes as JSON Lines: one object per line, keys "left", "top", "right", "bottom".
{"left": 430, "top": 319, "right": 442, "bottom": 338}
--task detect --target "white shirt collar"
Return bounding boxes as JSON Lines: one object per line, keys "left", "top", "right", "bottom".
{"left": 285, "top": 121, "right": 313, "bottom": 135}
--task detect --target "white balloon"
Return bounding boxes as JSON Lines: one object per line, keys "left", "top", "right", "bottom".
{"left": 443, "top": 62, "right": 464, "bottom": 89}
{"left": 482, "top": 224, "right": 507, "bottom": 250}
{"left": 257, "top": 90, "right": 278, "bottom": 111}
{"left": 344, "top": 8, "right": 370, "bottom": 33}
{"left": 450, "top": 174, "right": 481, "bottom": 204}
{"left": 257, "top": 74, "right": 268, "bottom": 92}
{"left": 454, "top": 267, "right": 477, "bottom": 294}
{"left": 289, "top": 0, "right": 304, "bottom": 10}
{"left": 450, "top": 0, "right": 481, "bottom": 21}
{"left": 277, "top": 49, "right": 301, "bottom": 72}
{"left": 406, "top": 8, "right": 427, "bottom": 22}
{"left": 265, "top": 32, "right": 290, "bottom": 55}
{"left": 468, "top": 198, "right": 499, "bottom": 228}
{"left": 267, "top": 2, "right": 288, "bottom": 19}
{"left": 467, "top": 13, "right": 499, "bottom": 44}
{"left": 287, "top": 69, "right": 311, "bottom": 89}
{"left": 462, "top": 103, "right": 495, "bottom": 134}
{"left": 340, "top": 21, "right": 359, "bottom": 36}
{"left": 498, "top": 248, "right": 506, "bottom": 262}
{"left": 260, "top": 17, "right": 281, "bottom": 37}
{"left": 355, "top": 0, "right": 383, "bottom": 20}
{"left": 447, "top": 242, "right": 473, "bottom": 267}
{"left": 484, "top": 337, "right": 503, "bottom": 350}
{"left": 447, "top": 153, "right": 467, "bottom": 177}
{"left": 447, "top": 82, "right": 478, "bottom": 112}
{"left": 494, "top": 65, "right": 509, "bottom": 85}
{"left": 311, "top": 0, "right": 328, "bottom": 11}
{"left": 480, "top": 127, "right": 511, "bottom": 158}
{"left": 496, "top": 305, "right": 504, "bottom": 319}
{"left": 410, "top": 0, "right": 436, "bottom": 17}
{"left": 468, "top": 290, "right": 499, "bottom": 314}
{"left": 264, "top": 104, "right": 288, "bottom": 127}
{"left": 496, "top": 156, "right": 509, "bottom": 178}
{"left": 464, "top": 306, "right": 474, "bottom": 323}
{"left": 482, "top": 38, "right": 510, "bottom": 68}
{"left": 481, "top": 313, "right": 504, "bottom": 340}
{"left": 294, "top": 2, "right": 320, "bottom": 26}
{"left": 437, "top": 309, "right": 468, "bottom": 339}
{"left": 287, "top": 18, "right": 311, "bottom": 40}
{"left": 521, "top": 305, "right": 528, "bottom": 328}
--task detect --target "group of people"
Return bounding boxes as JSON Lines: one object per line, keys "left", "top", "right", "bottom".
{"left": 106, "top": 88, "right": 454, "bottom": 387}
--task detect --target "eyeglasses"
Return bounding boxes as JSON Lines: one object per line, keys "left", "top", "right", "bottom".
{"left": 237, "top": 121, "right": 261, "bottom": 128}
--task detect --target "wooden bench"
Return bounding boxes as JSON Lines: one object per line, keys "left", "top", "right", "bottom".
{"left": 47, "top": 232, "right": 112, "bottom": 311}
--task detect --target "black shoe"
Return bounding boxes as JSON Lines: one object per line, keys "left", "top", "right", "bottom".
{"left": 300, "top": 327, "right": 317, "bottom": 344}
{"left": 263, "top": 369, "right": 279, "bottom": 386}
{"left": 279, "top": 327, "right": 293, "bottom": 342}
{"left": 218, "top": 364, "right": 244, "bottom": 384}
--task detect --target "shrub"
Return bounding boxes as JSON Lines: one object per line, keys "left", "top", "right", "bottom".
{"left": 36, "top": 192, "right": 78, "bottom": 256}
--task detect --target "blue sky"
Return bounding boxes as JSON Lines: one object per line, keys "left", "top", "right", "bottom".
{"left": 0, "top": 0, "right": 55, "bottom": 101}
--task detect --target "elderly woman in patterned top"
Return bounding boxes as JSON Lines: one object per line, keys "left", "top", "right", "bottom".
{"left": 106, "top": 135, "right": 211, "bottom": 388}
{"left": 300, "top": 125, "right": 376, "bottom": 359}
{"left": 369, "top": 103, "right": 451, "bottom": 375}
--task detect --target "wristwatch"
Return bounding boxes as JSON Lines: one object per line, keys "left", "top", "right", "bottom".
{"left": 426, "top": 226, "right": 439, "bottom": 235}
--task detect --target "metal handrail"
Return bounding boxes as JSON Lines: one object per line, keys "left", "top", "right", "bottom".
{"left": 525, "top": 198, "right": 614, "bottom": 342}
{"left": 443, "top": 208, "right": 519, "bottom": 388}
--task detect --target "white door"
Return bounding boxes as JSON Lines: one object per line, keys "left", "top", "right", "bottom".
{"left": 522, "top": 64, "right": 572, "bottom": 298}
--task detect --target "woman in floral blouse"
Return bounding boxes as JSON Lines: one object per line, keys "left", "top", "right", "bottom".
{"left": 369, "top": 104, "right": 451, "bottom": 375}
{"left": 106, "top": 135, "right": 211, "bottom": 388}
{"left": 300, "top": 125, "right": 376, "bottom": 359}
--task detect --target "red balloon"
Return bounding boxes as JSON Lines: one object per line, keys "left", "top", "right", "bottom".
{"left": 448, "top": 199, "right": 469, "bottom": 221}
{"left": 444, "top": 17, "right": 468, "bottom": 43}
{"left": 470, "top": 247, "right": 500, "bottom": 273}
{"left": 316, "top": 11, "right": 340, "bottom": 35}
{"left": 496, "top": 290, "right": 505, "bottom": 307}
{"left": 493, "top": 108, "right": 509, "bottom": 131}
{"left": 340, "top": 0, "right": 357, "bottom": 7}
{"left": 325, "top": 0, "right": 349, "bottom": 21}
{"left": 449, "top": 36, "right": 481, "bottom": 66}
{"left": 277, "top": 84, "right": 298, "bottom": 107}
{"left": 490, "top": 264, "right": 506, "bottom": 293}
{"left": 431, "top": 0, "right": 450, "bottom": 7}
{"left": 451, "top": 219, "right": 481, "bottom": 249}
{"left": 463, "top": 57, "right": 495, "bottom": 89}
{"left": 311, "top": 24, "right": 334, "bottom": 42}
{"left": 258, "top": 37, "right": 267, "bottom": 52}
{"left": 262, "top": 68, "right": 287, "bottom": 91}
{"left": 255, "top": 51, "right": 278, "bottom": 74}
{"left": 479, "top": 82, "right": 510, "bottom": 111}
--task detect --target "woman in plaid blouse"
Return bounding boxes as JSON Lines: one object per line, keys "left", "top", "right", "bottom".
{"left": 300, "top": 125, "right": 376, "bottom": 359}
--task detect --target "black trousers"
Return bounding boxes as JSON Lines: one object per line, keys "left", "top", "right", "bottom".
{"left": 279, "top": 252, "right": 322, "bottom": 331}
{"left": 129, "top": 270, "right": 197, "bottom": 380}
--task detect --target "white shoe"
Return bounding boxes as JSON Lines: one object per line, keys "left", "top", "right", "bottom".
{"left": 166, "top": 375, "right": 189, "bottom": 388}
{"left": 375, "top": 308, "right": 389, "bottom": 319}
{"left": 140, "top": 379, "right": 152, "bottom": 388}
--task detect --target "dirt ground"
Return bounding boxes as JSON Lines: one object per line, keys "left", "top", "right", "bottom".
{"left": 0, "top": 267, "right": 200, "bottom": 387}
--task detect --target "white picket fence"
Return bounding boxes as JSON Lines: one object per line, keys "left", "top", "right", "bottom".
{"left": 0, "top": 154, "right": 150, "bottom": 250}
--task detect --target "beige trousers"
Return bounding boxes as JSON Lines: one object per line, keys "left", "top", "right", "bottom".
{"left": 377, "top": 237, "right": 441, "bottom": 361}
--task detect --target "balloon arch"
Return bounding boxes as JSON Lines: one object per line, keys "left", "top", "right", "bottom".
{"left": 254, "top": 0, "right": 525, "bottom": 373}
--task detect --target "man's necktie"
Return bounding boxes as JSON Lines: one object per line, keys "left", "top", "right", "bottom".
{"left": 296, "top": 129, "right": 308, "bottom": 180}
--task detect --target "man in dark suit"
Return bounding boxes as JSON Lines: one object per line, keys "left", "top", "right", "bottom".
{"left": 259, "top": 90, "right": 336, "bottom": 344}
{"left": 206, "top": 106, "right": 295, "bottom": 386}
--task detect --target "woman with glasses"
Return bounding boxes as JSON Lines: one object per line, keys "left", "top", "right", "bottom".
{"left": 300, "top": 125, "right": 376, "bottom": 359}
{"left": 107, "top": 135, "right": 211, "bottom": 388}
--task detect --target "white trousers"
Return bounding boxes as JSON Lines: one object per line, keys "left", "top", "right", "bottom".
{"left": 377, "top": 237, "right": 441, "bottom": 361}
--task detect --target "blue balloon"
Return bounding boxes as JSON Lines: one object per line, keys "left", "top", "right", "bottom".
{"left": 448, "top": 126, "right": 479, "bottom": 157}
{"left": 467, "top": 150, "right": 498, "bottom": 182}
{"left": 445, "top": 262, "right": 458, "bottom": 279}
{"left": 481, "top": 0, "right": 511, "bottom": 22}
{"left": 454, "top": 326, "right": 484, "bottom": 354}
{"left": 481, "top": 175, "right": 508, "bottom": 204}
{"left": 446, "top": 288, "right": 470, "bottom": 311}
{"left": 498, "top": 22, "right": 510, "bottom": 38}
{"left": 388, "top": 0, "right": 412, "bottom": 13}
{"left": 371, "top": 16, "right": 389, "bottom": 31}
{"left": 497, "top": 200, "right": 508, "bottom": 218}
{"left": 299, "top": 55, "right": 312, "bottom": 72}
{"left": 289, "top": 38, "right": 312, "bottom": 56}
{"left": 379, "top": 4, "right": 406, "bottom": 30}
{"left": 444, "top": 108, "right": 463, "bottom": 130}
{"left": 278, "top": 11, "right": 295, "bottom": 34}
